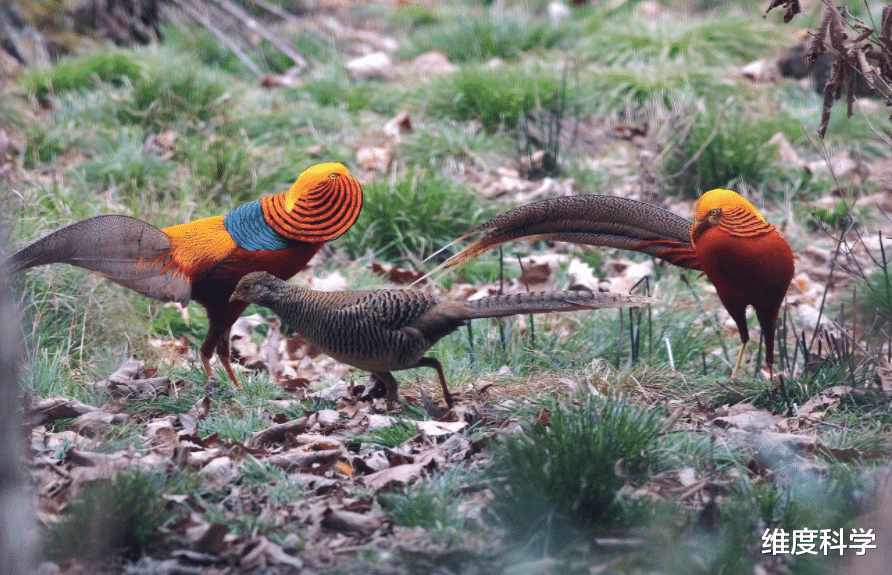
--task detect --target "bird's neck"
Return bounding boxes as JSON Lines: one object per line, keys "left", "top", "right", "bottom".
{"left": 223, "top": 200, "right": 297, "bottom": 251}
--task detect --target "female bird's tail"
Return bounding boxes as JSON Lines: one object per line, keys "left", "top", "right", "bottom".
{"left": 462, "top": 289, "right": 654, "bottom": 319}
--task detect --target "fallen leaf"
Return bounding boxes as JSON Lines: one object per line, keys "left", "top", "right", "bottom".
{"left": 29, "top": 397, "right": 98, "bottom": 426}
{"left": 361, "top": 462, "right": 427, "bottom": 490}
{"left": 250, "top": 417, "right": 309, "bottom": 447}
{"left": 415, "top": 419, "right": 467, "bottom": 436}
{"left": 321, "top": 506, "right": 383, "bottom": 535}
{"left": 798, "top": 385, "right": 852, "bottom": 418}
{"left": 356, "top": 145, "right": 391, "bottom": 172}
{"left": 712, "top": 403, "right": 784, "bottom": 431}
{"left": 69, "top": 410, "right": 130, "bottom": 437}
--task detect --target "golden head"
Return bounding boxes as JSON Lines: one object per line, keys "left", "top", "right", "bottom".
{"left": 694, "top": 189, "right": 765, "bottom": 223}
{"left": 283, "top": 163, "right": 353, "bottom": 212}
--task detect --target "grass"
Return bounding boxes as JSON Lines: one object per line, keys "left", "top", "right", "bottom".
{"left": 489, "top": 393, "right": 665, "bottom": 544}
{"left": 660, "top": 99, "right": 802, "bottom": 198}
{"left": 17, "top": 51, "right": 142, "bottom": 99}
{"left": 401, "top": 6, "right": 569, "bottom": 63}
{"left": 428, "top": 65, "right": 561, "bottom": 133}
{"left": 45, "top": 469, "right": 183, "bottom": 562}
{"left": 379, "top": 466, "right": 471, "bottom": 530}
{"left": 338, "top": 169, "right": 494, "bottom": 264}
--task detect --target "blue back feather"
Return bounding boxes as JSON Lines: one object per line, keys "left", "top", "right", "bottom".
{"left": 224, "top": 200, "right": 291, "bottom": 251}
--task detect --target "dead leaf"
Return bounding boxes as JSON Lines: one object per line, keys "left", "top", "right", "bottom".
{"left": 383, "top": 110, "right": 412, "bottom": 143}
{"left": 321, "top": 506, "right": 383, "bottom": 535}
{"left": 237, "top": 536, "right": 303, "bottom": 569}
{"left": 410, "top": 51, "right": 458, "bottom": 77}
{"left": 145, "top": 419, "right": 179, "bottom": 454}
{"left": 29, "top": 397, "right": 98, "bottom": 426}
{"left": 712, "top": 403, "right": 784, "bottom": 431}
{"left": 250, "top": 417, "right": 308, "bottom": 447}
{"left": 259, "top": 66, "right": 302, "bottom": 89}
{"left": 369, "top": 261, "right": 425, "bottom": 285}
{"left": 356, "top": 145, "right": 391, "bottom": 172}
{"left": 414, "top": 419, "right": 467, "bottom": 436}
{"left": 798, "top": 385, "right": 852, "bottom": 418}
{"left": 265, "top": 445, "right": 346, "bottom": 472}
{"left": 69, "top": 410, "right": 130, "bottom": 437}
{"left": 103, "top": 376, "right": 170, "bottom": 399}
{"left": 178, "top": 397, "right": 211, "bottom": 436}
{"left": 877, "top": 361, "right": 892, "bottom": 399}
{"left": 361, "top": 462, "right": 427, "bottom": 490}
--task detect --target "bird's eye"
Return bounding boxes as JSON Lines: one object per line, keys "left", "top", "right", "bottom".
{"left": 710, "top": 208, "right": 721, "bottom": 217}
{"left": 329, "top": 173, "right": 339, "bottom": 179}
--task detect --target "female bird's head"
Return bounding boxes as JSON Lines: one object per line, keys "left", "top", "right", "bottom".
{"left": 273, "top": 162, "right": 364, "bottom": 243}
{"left": 230, "top": 271, "right": 284, "bottom": 304}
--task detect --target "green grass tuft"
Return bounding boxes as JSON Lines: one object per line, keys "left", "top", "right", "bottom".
{"left": 404, "top": 7, "right": 567, "bottom": 63}
{"left": 489, "top": 393, "right": 665, "bottom": 542}
{"left": 379, "top": 466, "right": 470, "bottom": 530}
{"left": 339, "top": 170, "right": 493, "bottom": 264}
{"left": 45, "top": 469, "right": 181, "bottom": 562}
{"left": 429, "top": 66, "right": 560, "bottom": 133}
{"left": 18, "top": 51, "right": 142, "bottom": 98}
{"left": 661, "top": 101, "right": 800, "bottom": 198}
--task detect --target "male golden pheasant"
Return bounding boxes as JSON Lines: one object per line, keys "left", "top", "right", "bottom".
{"left": 8, "top": 163, "right": 363, "bottom": 385}
{"left": 429, "top": 190, "right": 794, "bottom": 380}
{"left": 231, "top": 271, "right": 652, "bottom": 407}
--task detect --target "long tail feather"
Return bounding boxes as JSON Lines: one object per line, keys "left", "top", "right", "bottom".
{"left": 8, "top": 215, "right": 192, "bottom": 305}
{"left": 462, "top": 289, "right": 653, "bottom": 319}
{"left": 417, "top": 195, "right": 699, "bottom": 284}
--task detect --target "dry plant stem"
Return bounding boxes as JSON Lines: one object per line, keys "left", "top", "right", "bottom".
{"left": 170, "top": 0, "right": 261, "bottom": 75}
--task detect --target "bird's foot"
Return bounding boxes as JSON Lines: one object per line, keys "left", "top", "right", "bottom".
{"left": 204, "top": 377, "right": 232, "bottom": 399}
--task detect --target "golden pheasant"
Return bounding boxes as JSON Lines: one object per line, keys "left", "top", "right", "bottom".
{"left": 230, "top": 271, "right": 653, "bottom": 407}
{"left": 8, "top": 163, "right": 363, "bottom": 385}
{"left": 428, "top": 190, "right": 795, "bottom": 380}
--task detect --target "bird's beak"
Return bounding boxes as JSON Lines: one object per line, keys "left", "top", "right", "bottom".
{"left": 691, "top": 216, "right": 711, "bottom": 239}
{"left": 228, "top": 294, "right": 239, "bottom": 303}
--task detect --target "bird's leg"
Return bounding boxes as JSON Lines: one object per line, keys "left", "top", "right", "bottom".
{"left": 198, "top": 336, "right": 240, "bottom": 387}
{"left": 416, "top": 356, "right": 454, "bottom": 408}
{"left": 199, "top": 302, "right": 249, "bottom": 388}
{"left": 375, "top": 371, "right": 401, "bottom": 411}
{"left": 215, "top": 336, "right": 241, "bottom": 387}
{"left": 730, "top": 340, "right": 748, "bottom": 381}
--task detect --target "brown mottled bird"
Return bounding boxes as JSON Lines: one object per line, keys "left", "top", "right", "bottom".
{"left": 427, "top": 190, "right": 794, "bottom": 380}
{"left": 230, "top": 271, "right": 653, "bottom": 407}
{"left": 7, "top": 163, "right": 363, "bottom": 385}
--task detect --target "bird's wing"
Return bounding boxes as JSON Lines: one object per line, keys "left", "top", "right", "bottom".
{"left": 8, "top": 215, "right": 192, "bottom": 305}
{"left": 345, "top": 290, "right": 439, "bottom": 331}
{"left": 421, "top": 195, "right": 699, "bottom": 282}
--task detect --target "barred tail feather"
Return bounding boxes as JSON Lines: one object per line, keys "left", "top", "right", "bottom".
{"left": 463, "top": 290, "right": 653, "bottom": 319}
{"left": 8, "top": 215, "right": 192, "bottom": 305}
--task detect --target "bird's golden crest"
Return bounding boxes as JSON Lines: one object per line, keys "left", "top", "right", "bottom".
{"left": 694, "top": 189, "right": 765, "bottom": 222}
{"left": 283, "top": 162, "right": 353, "bottom": 212}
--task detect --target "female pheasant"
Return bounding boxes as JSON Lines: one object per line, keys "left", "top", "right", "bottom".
{"left": 429, "top": 189, "right": 795, "bottom": 380}
{"left": 8, "top": 162, "right": 363, "bottom": 385}
{"left": 231, "top": 271, "right": 652, "bottom": 408}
